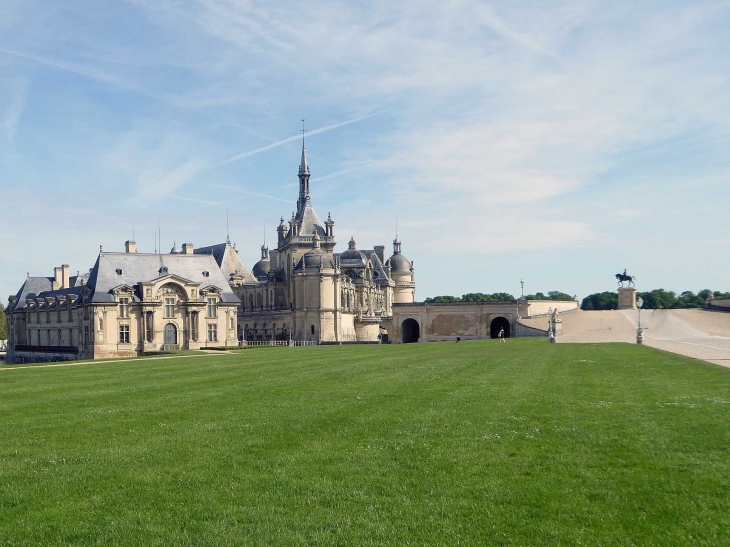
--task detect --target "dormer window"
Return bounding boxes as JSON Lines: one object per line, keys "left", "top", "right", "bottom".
{"left": 202, "top": 271, "right": 210, "bottom": 278}
{"left": 116, "top": 268, "right": 123, "bottom": 275}
{"left": 159, "top": 267, "right": 169, "bottom": 275}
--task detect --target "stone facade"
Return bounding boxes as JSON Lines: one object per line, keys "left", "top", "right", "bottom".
{"left": 390, "top": 301, "right": 534, "bottom": 343}
{"left": 5, "top": 251, "right": 239, "bottom": 364}
{"left": 230, "top": 140, "right": 416, "bottom": 343}
{"left": 4, "top": 141, "right": 417, "bottom": 362}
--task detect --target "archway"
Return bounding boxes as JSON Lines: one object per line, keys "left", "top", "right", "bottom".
{"left": 490, "top": 317, "right": 511, "bottom": 339}
{"left": 402, "top": 318, "right": 420, "bottom": 343}
{"left": 164, "top": 323, "right": 178, "bottom": 345}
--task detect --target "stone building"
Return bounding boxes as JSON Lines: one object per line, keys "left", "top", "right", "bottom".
{"left": 4, "top": 140, "right": 417, "bottom": 362}
{"left": 5, "top": 245, "right": 239, "bottom": 364}
{"left": 230, "top": 139, "right": 416, "bottom": 343}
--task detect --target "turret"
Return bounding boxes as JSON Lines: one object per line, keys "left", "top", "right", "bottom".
{"left": 387, "top": 235, "right": 416, "bottom": 303}
{"left": 277, "top": 217, "right": 288, "bottom": 244}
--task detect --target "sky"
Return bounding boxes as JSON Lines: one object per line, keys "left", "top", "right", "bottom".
{"left": 1, "top": 0, "right": 729, "bottom": 303}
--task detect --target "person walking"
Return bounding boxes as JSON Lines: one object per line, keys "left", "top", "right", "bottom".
{"left": 498, "top": 327, "right": 506, "bottom": 343}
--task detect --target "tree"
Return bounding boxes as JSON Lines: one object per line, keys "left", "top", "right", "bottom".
{"left": 462, "top": 292, "right": 516, "bottom": 302}
{"left": 581, "top": 292, "right": 618, "bottom": 310}
{"left": 524, "top": 291, "right": 574, "bottom": 301}
{"left": 424, "top": 295, "right": 462, "bottom": 303}
{"left": 548, "top": 291, "right": 574, "bottom": 301}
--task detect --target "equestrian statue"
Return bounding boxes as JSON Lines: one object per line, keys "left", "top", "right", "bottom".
{"left": 615, "top": 269, "right": 635, "bottom": 287}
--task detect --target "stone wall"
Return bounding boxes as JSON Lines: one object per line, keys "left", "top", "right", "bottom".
{"left": 390, "top": 301, "right": 521, "bottom": 343}
{"left": 708, "top": 298, "right": 730, "bottom": 310}
{"left": 524, "top": 300, "right": 579, "bottom": 317}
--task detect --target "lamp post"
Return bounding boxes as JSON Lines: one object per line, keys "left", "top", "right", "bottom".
{"left": 636, "top": 296, "right": 644, "bottom": 344}
{"left": 520, "top": 279, "right": 525, "bottom": 300}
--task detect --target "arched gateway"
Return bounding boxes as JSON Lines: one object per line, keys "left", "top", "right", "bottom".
{"left": 402, "top": 318, "right": 420, "bottom": 343}
{"left": 490, "top": 317, "right": 511, "bottom": 339}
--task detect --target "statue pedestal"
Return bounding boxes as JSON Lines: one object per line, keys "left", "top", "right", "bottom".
{"left": 618, "top": 287, "right": 637, "bottom": 310}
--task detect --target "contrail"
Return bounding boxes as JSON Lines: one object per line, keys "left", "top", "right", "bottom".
{"left": 311, "top": 164, "right": 372, "bottom": 183}
{"left": 172, "top": 195, "right": 226, "bottom": 206}
{"left": 212, "top": 185, "right": 291, "bottom": 204}
{"left": 212, "top": 115, "right": 374, "bottom": 168}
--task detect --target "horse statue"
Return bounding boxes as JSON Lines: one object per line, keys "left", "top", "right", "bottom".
{"left": 615, "top": 270, "right": 636, "bottom": 287}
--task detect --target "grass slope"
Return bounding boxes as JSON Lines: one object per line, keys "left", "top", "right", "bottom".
{"left": 1, "top": 340, "right": 729, "bottom": 546}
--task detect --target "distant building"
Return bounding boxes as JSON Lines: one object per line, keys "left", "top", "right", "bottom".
{"left": 4, "top": 249, "right": 240, "bottom": 364}
{"left": 4, "top": 140, "right": 417, "bottom": 363}
{"left": 231, "top": 139, "right": 415, "bottom": 343}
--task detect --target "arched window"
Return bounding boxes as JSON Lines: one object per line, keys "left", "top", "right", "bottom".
{"left": 249, "top": 294, "right": 254, "bottom": 310}
{"left": 311, "top": 325, "right": 315, "bottom": 336}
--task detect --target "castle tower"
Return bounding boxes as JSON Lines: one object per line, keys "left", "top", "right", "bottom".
{"left": 388, "top": 236, "right": 416, "bottom": 303}
{"left": 291, "top": 231, "right": 341, "bottom": 341}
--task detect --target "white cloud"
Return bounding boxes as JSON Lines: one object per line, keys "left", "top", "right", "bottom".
{"left": 1, "top": 78, "right": 27, "bottom": 146}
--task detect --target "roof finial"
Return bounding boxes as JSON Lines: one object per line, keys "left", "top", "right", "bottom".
{"left": 226, "top": 209, "right": 230, "bottom": 244}
{"left": 299, "top": 119, "right": 310, "bottom": 177}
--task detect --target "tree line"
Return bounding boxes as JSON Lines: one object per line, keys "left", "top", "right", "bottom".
{"left": 425, "top": 291, "right": 574, "bottom": 303}
{"left": 581, "top": 289, "right": 730, "bottom": 311}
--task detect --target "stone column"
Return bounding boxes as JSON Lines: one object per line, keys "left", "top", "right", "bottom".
{"left": 617, "top": 287, "right": 637, "bottom": 310}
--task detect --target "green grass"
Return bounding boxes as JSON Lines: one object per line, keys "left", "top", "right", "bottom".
{"left": 1, "top": 340, "right": 729, "bottom": 546}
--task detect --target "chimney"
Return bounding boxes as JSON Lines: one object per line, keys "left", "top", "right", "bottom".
{"left": 53, "top": 267, "right": 62, "bottom": 290}
{"left": 125, "top": 240, "right": 137, "bottom": 253}
{"left": 374, "top": 245, "right": 385, "bottom": 264}
{"left": 182, "top": 243, "right": 194, "bottom": 255}
{"left": 61, "top": 264, "right": 70, "bottom": 289}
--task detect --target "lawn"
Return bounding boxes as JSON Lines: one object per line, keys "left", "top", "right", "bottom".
{"left": 1, "top": 340, "right": 729, "bottom": 546}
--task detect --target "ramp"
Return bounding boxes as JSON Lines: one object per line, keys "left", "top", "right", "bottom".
{"left": 521, "top": 309, "right": 730, "bottom": 367}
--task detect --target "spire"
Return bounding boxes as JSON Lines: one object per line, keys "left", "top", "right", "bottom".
{"left": 297, "top": 119, "right": 311, "bottom": 213}
{"left": 393, "top": 236, "right": 402, "bottom": 255}
{"left": 299, "top": 119, "right": 310, "bottom": 176}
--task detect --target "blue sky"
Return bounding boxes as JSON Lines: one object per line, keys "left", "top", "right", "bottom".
{"left": 1, "top": 0, "right": 729, "bottom": 303}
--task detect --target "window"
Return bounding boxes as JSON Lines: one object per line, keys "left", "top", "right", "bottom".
{"left": 119, "top": 324, "right": 130, "bottom": 344}
{"left": 207, "top": 323, "right": 218, "bottom": 342}
{"left": 119, "top": 297, "right": 130, "bottom": 318}
{"left": 165, "top": 297, "right": 175, "bottom": 318}
{"left": 145, "top": 312, "right": 153, "bottom": 342}
{"left": 207, "top": 298, "right": 217, "bottom": 318}
{"left": 191, "top": 312, "right": 198, "bottom": 341}
{"left": 84, "top": 326, "right": 90, "bottom": 346}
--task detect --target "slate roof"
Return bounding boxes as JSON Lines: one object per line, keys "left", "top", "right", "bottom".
{"left": 87, "top": 252, "right": 240, "bottom": 304}
{"left": 194, "top": 242, "right": 258, "bottom": 284}
{"left": 387, "top": 252, "right": 412, "bottom": 274}
{"left": 296, "top": 203, "right": 326, "bottom": 238}
{"left": 6, "top": 274, "right": 87, "bottom": 312}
